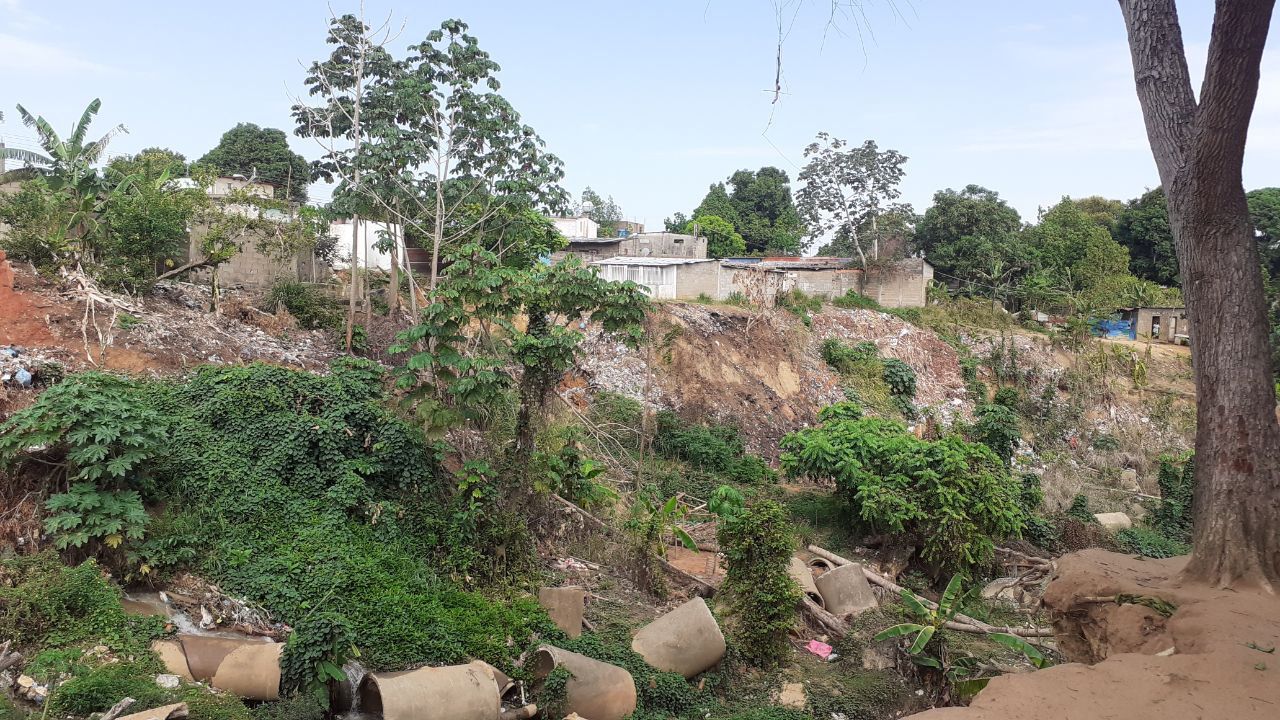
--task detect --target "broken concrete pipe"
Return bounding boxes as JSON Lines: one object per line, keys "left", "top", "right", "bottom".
{"left": 538, "top": 586, "right": 587, "bottom": 638}
{"left": 531, "top": 645, "right": 637, "bottom": 720}
{"left": 630, "top": 597, "right": 727, "bottom": 679}
{"left": 116, "top": 703, "right": 189, "bottom": 720}
{"left": 812, "top": 562, "right": 878, "bottom": 617}
{"left": 153, "top": 635, "right": 283, "bottom": 700}
{"left": 359, "top": 661, "right": 500, "bottom": 720}
{"left": 788, "top": 557, "right": 824, "bottom": 608}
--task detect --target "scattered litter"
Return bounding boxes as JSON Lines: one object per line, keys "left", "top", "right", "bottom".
{"left": 805, "top": 640, "right": 835, "bottom": 660}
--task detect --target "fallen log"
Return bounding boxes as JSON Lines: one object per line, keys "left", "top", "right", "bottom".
{"left": 0, "top": 640, "right": 22, "bottom": 673}
{"left": 801, "top": 596, "right": 849, "bottom": 637}
{"left": 806, "top": 545, "right": 1053, "bottom": 638}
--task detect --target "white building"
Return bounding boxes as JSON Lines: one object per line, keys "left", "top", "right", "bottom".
{"left": 329, "top": 218, "right": 408, "bottom": 272}
{"left": 553, "top": 216, "right": 599, "bottom": 239}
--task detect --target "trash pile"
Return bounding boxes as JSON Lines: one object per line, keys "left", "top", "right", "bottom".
{"left": 1, "top": 346, "right": 38, "bottom": 389}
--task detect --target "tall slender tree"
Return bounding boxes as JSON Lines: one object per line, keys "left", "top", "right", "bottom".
{"left": 1118, "top": 0, "right": 1280, "bottom": 589}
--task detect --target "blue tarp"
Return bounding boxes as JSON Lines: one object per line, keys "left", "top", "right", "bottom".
{"left": 1092, "top": 318, "right": 1135, "bottom": 340}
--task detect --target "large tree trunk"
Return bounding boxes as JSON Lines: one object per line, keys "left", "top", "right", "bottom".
{"left": 1119, "top": 0, "right": 1280, "bottom": 590}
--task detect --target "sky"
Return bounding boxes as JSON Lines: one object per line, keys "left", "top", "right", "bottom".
{"left": 3, "top": 0, "right": 1279, "bottom": 232}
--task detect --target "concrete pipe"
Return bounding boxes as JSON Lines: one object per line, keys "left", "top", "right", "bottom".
{"left": 808, "top": 557, "right": 834, "bottom": 575}
{"left": 538, "top": 586, "right": 587, "bottom": 638}
{"left": 630, "top": 597, "right": 726, "bottom": 678}
{"left": 813, "top": 562, "right": 878, "bottom": 617}
{"left": 531, "top": 645, "right": 637, "bottom": 720}
{"left": 476, "top": 661, "right": 516, "bottom": 700}
{"left": 150, "top": 639, "right": 194, "bottom": 682}
{"left": 359, "top": 661, "right": 500, "bottom": 720}
{"left": 789, "top": 557, "right": 824, "bottom": 608}
{"left": 178, "top": 635, "right": 283, "bottom": 700}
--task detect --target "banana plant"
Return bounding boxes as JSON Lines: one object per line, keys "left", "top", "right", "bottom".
{"left": 874, "top": 574, "right": 975, "bottom": 665}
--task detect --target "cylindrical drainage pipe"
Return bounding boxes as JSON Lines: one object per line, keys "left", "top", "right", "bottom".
{"left": 813, "top": 561, "right": 878, "bottom": 616}
{"left": 789, "top": 557, "right": 824, "bottom": 607}
{"left": 359, "top": 661, "right": 500, "bottom": 720}
{"left": 177, "top": 635, "right": 283, "bottom": 700}
{"left": 538, "top": 586, "right": 586, "bottom": 638}
{"left": 630, "top": 597, "right": 726, "bottom": 678}
{"left": 531, "top": 645, "right": 637, "bottom": 720}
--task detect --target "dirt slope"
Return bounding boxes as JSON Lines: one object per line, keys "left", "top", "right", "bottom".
{"left": 911, "top": 550, "right": 1280, "bottom": 719}
{"left": 577, "top": 302, "right": 969, "bottom": 456}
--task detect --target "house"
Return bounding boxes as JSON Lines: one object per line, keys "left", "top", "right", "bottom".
{"left": 720, "top": 257, "right": 933, "bottom": 308}
{"left": 1120, "top": 306, "right": 1190, "bottom": 344}
{"left": 551, "top": 215, "right": 706, "bottom": 262}
{"left": 590, "top": 257, "right": 721, "bottom": 299}
{"left": 329, "top": 218, "right": 408, "bottom": 273}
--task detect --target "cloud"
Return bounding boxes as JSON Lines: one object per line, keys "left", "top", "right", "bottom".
{"left": 0, "top": 33, "right": 114, "bottom": 75}
{"left": 0, "top": 0, "right": 44, "bottom": 33}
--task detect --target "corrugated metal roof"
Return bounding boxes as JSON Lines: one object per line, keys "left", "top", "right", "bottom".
{"left": 566, "top": 237, "right": 623, "bottom": 245}
{"left": 590, "top": 257, "right": 717, "bottom": 267}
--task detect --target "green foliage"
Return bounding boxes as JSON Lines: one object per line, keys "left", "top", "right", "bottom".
{"left": 249, "top": 695, "right": 323, "bottom": 720}
{"left": 820, "top": 338, "right": 878, "bottom": 372}
{"left": 0, "top": 178, "right": 65, "bottom": 267}
{"left": 1091, "top": 433, "right": 1121, "bottom": 451}
{"left": 180, "top": 688, "right": 252, "bottom": 720}
{"left": 49, "top": 661, "right": 168, "bottom": 716}
{"left": 718, "top": 500, "right": 801, "bottom": 667}
{"left": 822, "top": 339, "right": 916, "bottom": 418}
{"left": 685, "top": 214, "right": 746, "bottom": 258}
{"left": 1116, "top": 527, "right": 1190, "bottom": 559}
{"left": 197, "top": 123, "right": 310, "bottom": 202}
{"left": 875, "top": 575, "right": 980, "bottom": 680}
{"left": 281, "top": 613, "right": 357, "bottom": 706}
{"left": 992, "top": 386, "right": 1021, "bottom": 410}
{"left": 0, "top": 371, "right": 168, "bottom": 487}
{"left": 534, "top": 666, "right": 572, "bottom": 720}
{"left": 0, "top": 553, "right": 165, "bottom": 654}
{"left": 1015, "top": 474, "right": 1060, "bottom": 550}
{"left": 1066, "top": 494, "right": 1096, "bottom": 524}
{"left": 1114, "top": 188, "right": 1178, "bottom": 286}
{"left": 654, "top": 411, "right": 773, "bottom": 484}
{"left": 131, "top": 361, "right": 556, "bottom": 672}
{"left": 775, "top": 288, "right": 822, "bottom": 326}
{"left": 265, "top": 281, "right": 341, "bottom": 329}
{"left": 1150, "top": 453, "right": 1195, "bottom": 542}
{"left": 781, "top": 414, "right": 1024, "bottom": 573}
{"left": 818, "top": 401, "right": 864, "bottom": 423}
{"left": 708, "top": 485, "right": 746, "bottom": 521}
{"left": 43, "top": 483, "right": 148, "bottom": 550}
{"left": 972, "top": 403, "right": 1020, "bottom": 464}
{"left": 536, "top": 440, "right": 618, "bottom": 511}
{"left": 832, "top": 290, "right": 882, "bottom": 310}
{"left": 626, "top": 495, "right": 697, "bottom": 599}
{"left": 553, "top": 629, "right": 705, "bottom": 715}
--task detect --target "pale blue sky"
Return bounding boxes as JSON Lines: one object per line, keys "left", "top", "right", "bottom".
{"left": 3, "top": 1, "right": 1278, "bottom": 228}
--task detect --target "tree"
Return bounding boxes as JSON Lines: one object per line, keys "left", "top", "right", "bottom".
{"left": 198, "top": 123, "right": 310, "bottom": 203}
{"left": 795, "top": 134, "right": 910, "bottom": 269}
{"left": 0, "top": 99, "right": 126, "bottom": 249}
{"left": 1114, "top": 188, "right": 1180, "bottom": 285}
{"left": 692, "top": 182, "right": 740, "bottom": 228}
{"left": 1029, "top": 199, "right": 1133, "bottom": 308}
{"left": 914, "top": 185, "right": 1022, "bottom": 263}
{"left": 726, "top": 168, "right": 805, "bottom": 254}
{"left": 106, "top": 148, "right": 187, "bottom": 181}
{"left": 1068, "top": 195, "right": 1126, "bottom": 232}
{"left": 684, "top": 215, "right": 745, "bottom": 258}
{"left": 1118, "top": 0, "right": 1280, "bottom": 588}
{"left": 576, "top": 187, "right": 623, "bottom": 237}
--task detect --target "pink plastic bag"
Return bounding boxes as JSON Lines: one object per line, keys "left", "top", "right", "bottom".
{"left": 805, "top": 640, "right": 834, "bottom": 660}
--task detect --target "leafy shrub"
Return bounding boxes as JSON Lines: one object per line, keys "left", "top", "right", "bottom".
{"left": 0, "top": 553, "right": 164, "bottom": 654}
{"left": 134, "top": 360, "right": 556, "bottom": 672}
{"left": 781, "top": 414, "right": 1024, "bottom": 573}
{"left": 993, "top": 386, "right": 1021, "bottom": 410}
{"left": 1066, "top": 494, "right": 1097, "bottom": 523}
{"left": 833, "top": 290, "right": 882, "bottom": 310}
{"left": 0, "top": 179, "right": 64, "bottom": 268}
{"left": 281, "top": 612, "right": 357, "bottom": 705}
{"left": 249, "top": 695, "right": 323, "bottom": 720}
{"left": 1150, "top": 453, "right": 1194, "bottom": 542}
{"left": 49, "top": 662, "right": 168, "bottom": 716}
{"left": 654, "top": 411, "right": 773, "bottom": 484}
{"left": 881, "top": 358, "right": 917, "bottom": 399}
{"left": 717, "top": 500, "right": 801, "bottom": 667}
{"left": 1116, "top": 527, "right": 1190, "bottom": 558}
{"left": 536, "top": 441, "right": 617, "bottom": 511}
{"left": 1090, "top": 433, "right": 1121, "bottom": 451}
{"left": 1015, "top": 475, "right": 1059, "bottom": 550}
{"left": 265, "top": 280, "right": 341, "bottom": 329}
{"left": 818, "top": 401, "right": 864, "bottom": 423}
{"left": 0, "top": 371, "right": 168, "bottom": 491}
{"left": 821, "top": 338, "right": 878, "bottom": 373}
{"left": 776, "top": 288, "right": 822, "bottom": 325}
{"left": 972, "top": 403, "right": 1020, "bottom": 464}
{"left": 43, "top": 483, "right": 148, "bottom": 550}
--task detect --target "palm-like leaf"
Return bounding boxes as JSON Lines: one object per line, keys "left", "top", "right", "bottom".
{"left": 908, "top": 625, "right": 937, "bottom": 655}
{"left": 81, "top": 123, "right": 127, "bottom": 165}
{"left": 873, "top": 623, "right": 927, "bottom": 641}
{"left": 68, "top": 98, "right": 102, "bottom": 148}
{"left": 1, "top": 146, "right": 53, "bottom": 166}
{"left": 16, "top": 104, "right": 65, "bottom": 159}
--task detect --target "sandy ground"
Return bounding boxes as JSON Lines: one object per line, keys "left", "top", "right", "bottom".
{"left": 910, "top": 550, "right": 1280, "bottom": 719}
